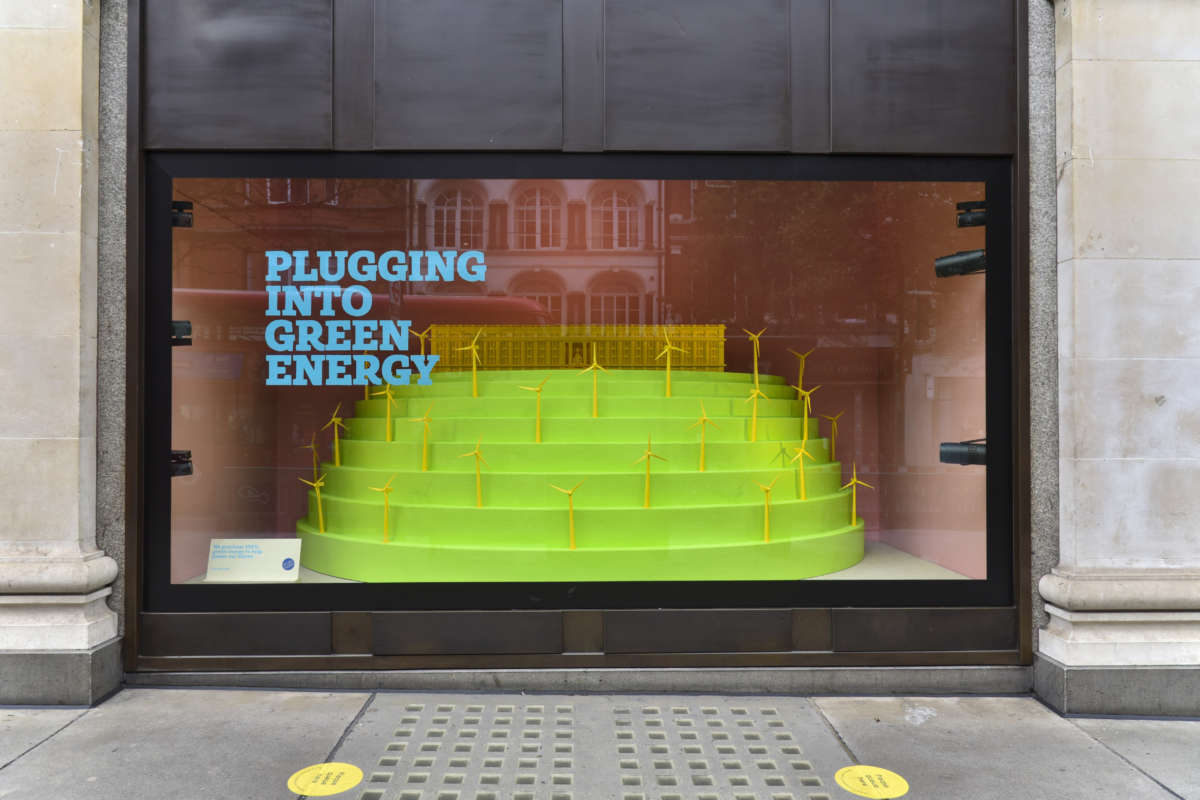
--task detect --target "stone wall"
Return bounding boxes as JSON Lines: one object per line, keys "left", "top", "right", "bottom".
{"left": 0, "top": 0, "right": 121, "bottom": 703}
{"left": 1038, "top": 0, "right": 1200, "bottom": 712}
{"left": 97, "top": 0, "right": 128, "bottom": 637}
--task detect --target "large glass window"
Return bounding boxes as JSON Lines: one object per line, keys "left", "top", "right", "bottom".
{"left": 592, "top": 188, "right": 639, "bottom": 249}
{"left": 432, "top": 188, "right": 483, "bottom": 249}
{"left": 515, "top": 186, "right": 562, "bottom": 248}
{"left": 147, "top": 158, "right": 1012, "bottom": 613}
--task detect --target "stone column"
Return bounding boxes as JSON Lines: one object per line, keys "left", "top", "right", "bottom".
{"left": 0, "top": 0, "right": 120, "bottom": 703}
{"left": 1037, "top": 0, "right": 1200, "bottom": 714}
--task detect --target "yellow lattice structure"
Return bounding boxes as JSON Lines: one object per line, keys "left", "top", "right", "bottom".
{"left": 430, "top": 325, "right": 725, "bottom": 371}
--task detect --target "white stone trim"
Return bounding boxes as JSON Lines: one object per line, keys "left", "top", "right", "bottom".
{"left": 0, "top": 550, "right": 118, "bottom": 595}
{"left": 1039, "top": 568, "right": 1200, "bottom": 611}
{"left": 0, "top": 588, "right": 118, "bottom": 650}
{"left": 1039, "top": 603, "right": 1200, "bottom": 666}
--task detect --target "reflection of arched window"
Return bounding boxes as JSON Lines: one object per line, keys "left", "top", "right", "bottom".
{"left": 591, "top": 190, "right": 639, "bottom": 249}
{"left": 588, "top": 272, "right": 643, "bottom": 325}
{"left": 432, "top": 189, "right": 484, "bottom": 249}
{"left": 515, "top": 187, "right": 562, "bottom": 249}
{"left": 509, "top": 271, "right": 566, "bottom": 324}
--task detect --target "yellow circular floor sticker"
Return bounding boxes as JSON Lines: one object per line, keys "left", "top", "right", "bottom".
{"left": 835, "top": 764, "right": 909, "bottom": 798}
{"left": 287, "top": 762, "right": 363, "bottom": 796}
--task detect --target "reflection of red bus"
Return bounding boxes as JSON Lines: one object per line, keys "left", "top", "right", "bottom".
{"left": 173, "top": 288, "right": 551, "bottom": 332}
{"left": 401, "top": 295, "right": 551, "bottom": 327}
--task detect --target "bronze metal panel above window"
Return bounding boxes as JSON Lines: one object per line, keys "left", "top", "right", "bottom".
{"left": 604, "top": 609, "right": 826, "bottom": 653}
{"left": 373, "top": 0, "right": 564, "bottom": 148}
{"left": 604, "top": 0, "right": 793, "bottom": 151}
{"left": 143, "top": 0, "right": 333, "bottom": 149}
{"left": 332, "top": 0, "right": 374, "bottom": 150}
{"left": 832, "top": 608, "right": 1019, "bottom": 652}
{"left": 372, "top": 612, "right": 564, "bottom": 655}
{"left": 140, "top": 612, "right": 332, "bottom": 656}
{"left": 830, "top": 0, "right": 1017, "bottom": 154}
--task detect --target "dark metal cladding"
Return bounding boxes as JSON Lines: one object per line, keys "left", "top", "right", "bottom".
{"left": 604, "top": 0, "right": 791, "bottom": 151}
{"left": 372, "top": 611, "right": 565, "bottom": 655}
{"left": 144, "top": 0, "right": 333, "bottom": 149}
{"left": 333, "top": 0, "right": 374, "bottom": 150}
{"left": 373, "top": 0, "right": 564, "bottom": 149}
{"left": 830, "top": 0, "right": 1017, "bottom": 154}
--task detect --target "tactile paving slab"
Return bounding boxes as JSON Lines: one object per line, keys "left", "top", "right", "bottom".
{"left": 331, "top": 694, "right": 856, "bottom": 800}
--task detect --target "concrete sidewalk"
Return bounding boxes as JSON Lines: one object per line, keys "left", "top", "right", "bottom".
{"left": 1, "top": 689, "right": 1197, "bottom": 800}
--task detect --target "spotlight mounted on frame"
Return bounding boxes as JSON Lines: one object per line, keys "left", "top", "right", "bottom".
{"left": 956, "top": 200, "right": 987, "bottom": 228}
{"left": 934, "top": 200, "right": 988, "bottom": 278}
{"left": 934, "top": 249, "right": 986, "bottom": 278}
{"left": 940, "top": 438, "right": 986, "bottom": 466}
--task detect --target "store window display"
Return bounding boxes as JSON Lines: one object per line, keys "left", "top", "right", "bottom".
{"left": 168, "top": 176, "right": 989, "bottom": 587}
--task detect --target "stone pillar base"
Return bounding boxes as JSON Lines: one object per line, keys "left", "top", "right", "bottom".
{"left": 0, "top": 588, "right": 118, "bottom": 650}
{"left": 1040, "top": 604, "right": 1200, "bottom": 666}
{"left": 1037, "top": 570, "right": 1200, "bottom": 714}
{"left": 1035, "top": 654, "right": 1200, "bottom": 716}
{"left": 0, "top": 638, "right": 122, "bottom": 705}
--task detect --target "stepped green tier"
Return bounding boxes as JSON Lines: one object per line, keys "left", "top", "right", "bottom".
{"left": 297, "top": 368, "right": 865, "bottom": 582}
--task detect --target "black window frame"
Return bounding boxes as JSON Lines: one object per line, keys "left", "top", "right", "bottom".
{"left": 143, "top": 151, "right": 1015, "bottom": 613}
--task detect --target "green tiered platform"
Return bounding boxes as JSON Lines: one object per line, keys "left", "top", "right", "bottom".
{"left": 297, "top": 369, "right": 864, "bottom": 582}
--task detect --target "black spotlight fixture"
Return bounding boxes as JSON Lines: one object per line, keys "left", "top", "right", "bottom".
{"left": 935, "top": 200, "right": 987, "bottom": 278}
{"left": 934, "top": 249, "right": 986, "bottom": 278}
{"left": 956, "top": 200, "right": 987, "bottom": 228}
{"left": 940, "top": 438, "right": 986, "bottom": 466}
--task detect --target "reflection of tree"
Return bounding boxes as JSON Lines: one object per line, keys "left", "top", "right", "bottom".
{"left": 682, "top": 181, "right": 890, "bottom": 331}
{"left": 675, "top": 180, "right": 984, "bottom": 342}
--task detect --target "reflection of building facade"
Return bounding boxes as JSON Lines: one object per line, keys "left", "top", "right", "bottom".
{"left": 173, "top": 178, "right": 415, "bottom": 295}
{"left": 412, "top": 180, "right": 666, "bottom": 325}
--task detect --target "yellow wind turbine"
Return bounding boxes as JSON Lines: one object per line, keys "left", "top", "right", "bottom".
{"left": 456, "top": 328, "right": 483, "bottom": 398}
{"left": 688, "top": 401, "right": 720, "bottom": 471}
{"left": 755, "top": 475, "right": 781, "bottom": 543}
{"left": 360, "top": 350, "right": 375, "bottom": 401}
{"left": 368, "top": 473, "right": 397, "bottom": 542}
{"left": 412, "top": 324, "right": 432, "bottom": 356}
{"left": 458, "top": 437, "right": 489, "bottom": 508}
{"left": 409, "top": 403, "right": 434, "bottom": 472}
{"left": 550, "top": 479, "right": 586, "bottom": 550}
{"left": 821, "top": 410, "right": 846, "bottom": 461}
{"left": 321, "top": 402, "right": 348, "bottom": 466}
{"left": 519, "top": 375, "right": 550, "bottom": 442}
{"left": 299, "top": 473, "right": 327, "bottom": 534}
{"left": 371, "top": 384, "right": 399, "bottom": 442}
{"left": 299, "top": 432, "right": 319, "bottom": 482}
{"left": 633, "top": 434, "right": 667, "bottom": 509}
{"left": 786, "top": 346, "right": 816, "bottom": 394}
{"left": 745, "top": 385, "right": 768, "bottom": 442}
{"left": 789, "top": 441, "right": 816, "bottom": 500}
{"left": 841, "top": 462, "right": 874, "bottom": 526}
{"left": 655, "top": 332, "right": 686, "bottom": 398}
{"left": 793, "top": 383, "right": 823, "bottom": 442}
{"left": 742, "top": 327, "right": 766, "bottom": 387}
{"left": 577, "top": 343, "right": 607, "bottom": 418}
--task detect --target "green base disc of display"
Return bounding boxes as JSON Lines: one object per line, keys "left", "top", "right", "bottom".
{"left": 295, "top": 366, "right": 866, "bottom": 582}
{"left": 298, "top": 522, "right": 865, "bottom": 582}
